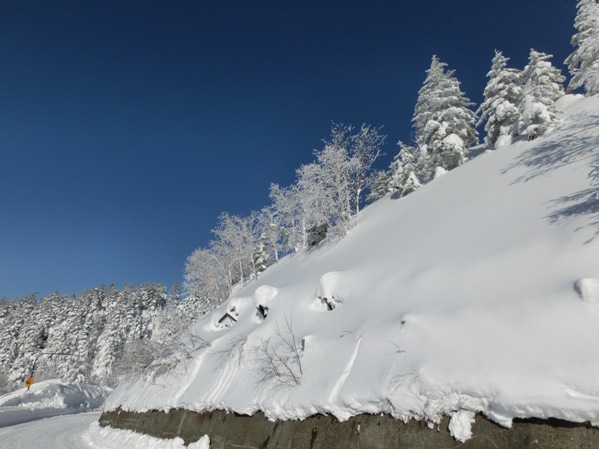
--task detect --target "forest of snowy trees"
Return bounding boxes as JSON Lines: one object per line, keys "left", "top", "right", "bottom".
{"left": 0, "top": 283, "right": 212, "bottom": 393}
{"left": 2, "top": 0, "right": 599, "bottom": 393}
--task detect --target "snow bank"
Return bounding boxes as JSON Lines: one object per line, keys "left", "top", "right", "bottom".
{"left": 0, "top": 380, "right": 110, "bottom": 427}
{"left": 105, "top": 95, "right": 599, "bottom": 440}
{"left": 86, "top": 422, "right": 210, "bottom": 449}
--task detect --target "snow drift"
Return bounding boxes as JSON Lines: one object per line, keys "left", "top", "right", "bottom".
{"left": 0, "top": 379, "right": 110, "bottom": 427}
{"left": 106, "top": 95, "right": 599, "bottom": 437}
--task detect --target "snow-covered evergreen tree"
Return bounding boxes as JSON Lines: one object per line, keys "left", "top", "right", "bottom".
{"left": 477, "top": 51, "right": 523, "bottom": 149}
{"left": 252, "top": 234, "right": 270, "bottom": 276}
{"left": 366, "top": 170, "right": 393, "bottom": 202}
{"left": 412, "top": 56, "right": 478, "bottom": 173}
{"left": 565, "top": 0, "right": 599, "bottom": 94}
{"left": 389, "top": 141, "right": 422, "bottom": 197}
{"left": 517, "top": 49, "right": 566, "bottom": 138}
{"left": 0, "top": 299, "right": 19, "bottom": 388}
{"left": 8, "top": 295, "right": 39, "bottom": 383}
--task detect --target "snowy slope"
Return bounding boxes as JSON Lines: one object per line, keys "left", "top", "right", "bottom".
{"left": 106, "top": 95, "right": 599, "bottom": 437}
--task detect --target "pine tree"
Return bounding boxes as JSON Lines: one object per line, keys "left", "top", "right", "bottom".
{"left": 413, "top": 56, "right": 478, "bottom": 173}
{"left": 252, "top": 234, "right": 270, "bottom": 276}
{"left": 565, "top": 0, "right": 599, "bottom": 94}
{"left": 518, "top": 49, "right": 566, "bottom": 138}
{"left": 477, "top": 51, "right": 523, "bottom": 149}
{"left": 389, "top": 141, "right": 422, "bottom": 197}
{"left": 366, "top": 170, "right": 392, "bottom": 202}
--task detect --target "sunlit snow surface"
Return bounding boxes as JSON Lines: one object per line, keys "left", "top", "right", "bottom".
{"left": 0, "top": 379, "right": 109, "bottom": 428}
{"left": 0, "top": 382, "right": 209, "bottom": 449}
{"left": 0, "top": 412, "right": 210, "bottom": 449}
{"left": 106, "top": 95, "right": 599, "bottom": 439}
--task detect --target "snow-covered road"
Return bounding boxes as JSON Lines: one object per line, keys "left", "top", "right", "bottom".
{"left": 0, "top": 412, "right": 100, "bottom": 449}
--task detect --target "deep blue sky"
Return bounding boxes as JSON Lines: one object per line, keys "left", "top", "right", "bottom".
{"left": 0, "top": 0, "right": 575, "bottom": 299}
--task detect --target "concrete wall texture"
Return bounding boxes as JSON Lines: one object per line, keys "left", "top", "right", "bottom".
{"left": 99, "top": 408, "right": 599, "bottom": 449}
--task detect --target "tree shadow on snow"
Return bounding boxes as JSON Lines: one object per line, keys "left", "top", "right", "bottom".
{"left": 501, "top": 111, "right": 599, "bottom": 242}
{"left": 501, "top": 112, "right": 599, "bottom": 184}
{"left": 546, "top": 188, "right": 599, "bottom": 243}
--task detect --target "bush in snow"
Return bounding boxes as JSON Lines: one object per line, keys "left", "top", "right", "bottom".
{"left": 254, "top": 316, "right": 303, "bottom": 388}
{"left": 113, "top": 327, "right": 210, "bottom": 381}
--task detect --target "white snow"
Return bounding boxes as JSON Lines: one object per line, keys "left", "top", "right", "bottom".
{"left": 448, "top": 410, "right": 476, "bottom": 442}
{"left": 0, "top": 412, "right": 210, "bottom": 449}
{"left": 253, "top": 285, "right": 279, "bottom": 309}
{"left": 574, "top": 278, "right": 599, "bottom": 303}
{"left": 103, "top": 95, "right": 599, "bottom": 441}
{"left": 0, "top": 384, "right": 209, "bottom": 449}
{"left": 86, "top": 422, "right": 210, "bottom": 449}
{"left": 0, "top": 379, "right": 109, "bottom": 428}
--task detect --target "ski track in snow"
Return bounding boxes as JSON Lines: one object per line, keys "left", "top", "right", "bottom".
{"left": 566, "top": 388, "right": 599, "bottom": 403}
{"left": 328, "top": 335, "right": 362, "bottom": 404}
{"left": 173, "top": 352, "right": 207, "bottom": 404}
{"left": 204, "top": 353, "right": 239, "bottom": 405}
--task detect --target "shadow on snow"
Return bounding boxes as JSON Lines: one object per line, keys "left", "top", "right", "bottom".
{"left": 501, "top": 111, "right": 599, "bottom": 242}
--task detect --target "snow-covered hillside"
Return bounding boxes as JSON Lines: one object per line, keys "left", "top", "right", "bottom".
{"left": 105, "top": 95, "right": 599, "bottom": 440}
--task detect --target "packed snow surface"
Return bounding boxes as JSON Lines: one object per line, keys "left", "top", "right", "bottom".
{"left": 0, "top": 379, "right": 109, "bottom": 427}
{"left": 0, "top": 412, "right": 210, "bottom": 449}
{"left": 106, "top": 95, "right": 599, "bottom": 438}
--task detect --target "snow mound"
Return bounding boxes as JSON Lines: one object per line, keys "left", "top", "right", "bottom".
{"left": 448, "top": 410, "right": 476, "bottom": 442}
{"left": 0, "top": 379, "right": 110, "bottom": 427}
{"left": 574, "top": 278, "right": 599, "bottom": 303}
{"left": 312, "top": 271, "right": 349, "bottom": 311}
{"left": 253, "top": 285, "right": 279, "bottom": 308}
{"left": 87, "top": 422, "right": 210, "bottom": 448}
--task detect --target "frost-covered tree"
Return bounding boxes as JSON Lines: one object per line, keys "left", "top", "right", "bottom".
{"left": 313, "top": 127, "right": 354, "bottom": 234}
{"left": 211, "top": 212, "right": 260, "bottom": 284}
{"left": 296, "top": 161, "right": 335, "bottom": 241}
{"left": 477, "top": 51, "right": 523, "bottom": 149}
{"left": 256, "top": 205, "right": 284, "bottom": 263}
{"left": 517, "top": 49, "right": 566, "bottom": 138}
{"left": 565, "top": 0, "right": 599, "bottom": 94}
{"left": 348, "top": 124, "right": 385, "bottom": 213}
{"left": 184, "top": 246, "right": 233, "bottom": 306}
{"left": 269, "top": 183, "right": 307, "bottom": 253}
{"left": 413, "top": 56, "right": 478, "bottom": 173}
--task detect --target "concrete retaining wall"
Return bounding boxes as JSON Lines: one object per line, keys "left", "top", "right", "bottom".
{"left": 99, "top": 408, "right": 599, "bottom": 449}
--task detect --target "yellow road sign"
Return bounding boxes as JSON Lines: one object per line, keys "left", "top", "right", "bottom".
{"left": 24, "top": 376, "right": 34, "bottom": 389}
